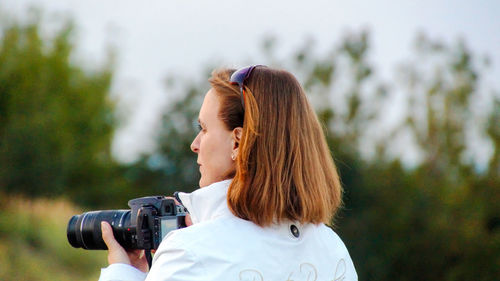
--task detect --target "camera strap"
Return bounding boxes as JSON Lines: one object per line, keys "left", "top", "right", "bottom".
{"left": 145, "top": 250, "right": 153, "bottom": 269}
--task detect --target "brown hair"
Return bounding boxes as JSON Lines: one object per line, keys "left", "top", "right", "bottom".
{"left": 208, "top": 67, "right": 342, "bottom": 227}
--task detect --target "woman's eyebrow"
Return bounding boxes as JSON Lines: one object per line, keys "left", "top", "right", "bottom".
{"left": 198, "top": 119, "right": 207, "bottom": 128}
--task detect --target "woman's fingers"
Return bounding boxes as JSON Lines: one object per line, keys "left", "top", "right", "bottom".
{"left": 185, "top": 213, "right": 193, "bottom": 226}
{"left": 101, "top": 222, "right": 149, "bottom": 272}
{"left": 101, "top": 221, "right": 131, "bottom": 265}
{"left": 101, "top": 222, "right": 120, "bottom": 250}
{"left": 166, "top": 196, "right": 192, "bottom": 227}
{"left": 127, "top": 249, "right": 149, "bottom": 273}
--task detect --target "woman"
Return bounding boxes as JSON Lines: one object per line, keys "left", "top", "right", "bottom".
{"left": 99, "top": 66, "right": 357, "bottom": 281}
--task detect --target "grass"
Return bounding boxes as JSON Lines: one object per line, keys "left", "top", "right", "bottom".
{"left": 0, "top": 193, "right": 108, "bottom": 281}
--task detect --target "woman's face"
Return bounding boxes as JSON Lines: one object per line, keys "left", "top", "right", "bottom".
{"left": 191, "top": 89, "right": 236, "bottom": 187}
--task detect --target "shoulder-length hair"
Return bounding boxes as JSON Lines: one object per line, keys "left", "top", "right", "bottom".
{"left": 208, "top": 67, "right": 342, "bottom": 227}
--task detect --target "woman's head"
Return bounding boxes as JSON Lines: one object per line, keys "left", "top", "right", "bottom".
{"left": 190, "top": 88, "right": 240, "bottom": 188}
{"left": 194, "top": 66, "right": 342, "bottom": 226}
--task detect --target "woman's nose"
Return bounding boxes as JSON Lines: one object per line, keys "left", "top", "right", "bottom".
{"left": 190, "top": 134, "right": 200, "bottom": 153}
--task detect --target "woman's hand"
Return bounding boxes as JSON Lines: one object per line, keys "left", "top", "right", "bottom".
{"left": 100, "top": 196, "right": 191, "bottom": 272}
{"left": 185, "top": 214, "right": 193, "bottom": 226}
{"left": 101, "top": 221, "right": 149, "bottom": 273}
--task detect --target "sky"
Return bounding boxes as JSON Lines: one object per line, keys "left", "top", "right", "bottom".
{"left": 2, "top": 0, "right": 499, "bottom": 163}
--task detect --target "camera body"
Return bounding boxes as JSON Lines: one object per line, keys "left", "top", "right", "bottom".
{"left": 67, "top": 196, "right": 187, "bottom": 250}
{"left": 129, "top": 196, "right": 187, "bottom": 250}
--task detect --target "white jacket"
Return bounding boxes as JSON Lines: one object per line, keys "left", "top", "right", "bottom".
{"left": 99, "top": 180, "right": 357, "bottom": 281}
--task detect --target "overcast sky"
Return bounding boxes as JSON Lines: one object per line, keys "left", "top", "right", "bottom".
{"left": 3, "top": 0, "right": 499, "bottom": 163}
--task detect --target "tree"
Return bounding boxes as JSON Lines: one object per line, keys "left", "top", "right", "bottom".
{"left": 0, "top": 17, "right": 129, "bottom": 206}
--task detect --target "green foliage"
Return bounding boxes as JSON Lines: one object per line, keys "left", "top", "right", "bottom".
{"left": 303, "top": 32, "right": 500, "bottom": 280}
{"left": 0, "top": 193, "right": 107, "bottom": 281}
{"left": 0, "top": 17, "right": 134, "bottom": 207}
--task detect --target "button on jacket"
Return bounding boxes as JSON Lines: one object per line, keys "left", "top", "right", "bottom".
{"left": 98, "top": 180, "right": 358, "bottom": 281}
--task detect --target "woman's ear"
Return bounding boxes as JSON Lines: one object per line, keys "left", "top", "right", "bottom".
{"left": 232, "top": 127, "right": 242, "bottom": 150}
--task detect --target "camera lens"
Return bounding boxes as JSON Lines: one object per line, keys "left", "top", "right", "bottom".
{"left": 67, "top": 210, "right": 135, "bottom": 250}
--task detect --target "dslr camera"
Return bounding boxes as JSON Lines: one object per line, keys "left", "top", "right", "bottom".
{"left": 67, "top": 196, "right": 187, "bottom": 251}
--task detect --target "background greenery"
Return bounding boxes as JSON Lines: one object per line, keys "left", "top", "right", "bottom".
{"left": 0, "top": 15, "right": 498, "bottom": 280}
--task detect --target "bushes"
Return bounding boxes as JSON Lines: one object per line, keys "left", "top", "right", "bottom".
{"left": 0, "top": 193, "right": 106, "bottom": 281}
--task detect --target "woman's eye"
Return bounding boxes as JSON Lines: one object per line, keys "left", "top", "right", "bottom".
{"left": 193, "top": 120, "right": 204, "bottom": 132}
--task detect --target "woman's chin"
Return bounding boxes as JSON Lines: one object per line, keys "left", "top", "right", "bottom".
{"left": 199, "top": 177, "right": 219, "bottom": 188}
{"left": 199, "top": 178, "right": 209, "bottom": 188}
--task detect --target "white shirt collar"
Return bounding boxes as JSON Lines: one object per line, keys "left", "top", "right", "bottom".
{"left": 178, "top": 179, "right": 315, "bottom": 240}
{"left": 177, "top": 179, "right": 232, "bottom": 224}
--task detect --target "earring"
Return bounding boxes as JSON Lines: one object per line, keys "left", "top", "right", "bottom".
{"left": 231, "top": 154, "right": 236, "bottom": 161}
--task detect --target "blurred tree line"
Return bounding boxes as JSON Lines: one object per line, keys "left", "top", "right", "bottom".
{"left": 0, "top": 16, "right": 499, "bottom": 280}
{"left": 0, "top": 16, "right": 166, "bottom": 207}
